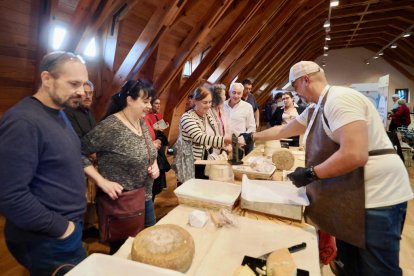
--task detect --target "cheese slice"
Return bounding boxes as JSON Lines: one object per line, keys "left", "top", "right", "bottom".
{"left": 266, "top": 248, "right": 297, "bottom": 276}
{"left": 131, "top": 224, "right": 195, "bottom": 272}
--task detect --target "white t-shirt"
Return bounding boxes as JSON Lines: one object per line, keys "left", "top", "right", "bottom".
{"left": 297, "top": 85, "right": 413, "bottom": 208}
{"left": 223, "top": 100, "right": 256, "bottom": 136}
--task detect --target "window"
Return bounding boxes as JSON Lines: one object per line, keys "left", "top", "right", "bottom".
{"left": 51, "top": 25, "right": 67, "bottom": 50}
{"left": 84, "top": 37, "right": 98, "bottom": 57}
{"left": 183, "top": 60, "right": 192, "bottom": 77}
{"left": 395, "top": 88, "right": 409, "bottom": 102}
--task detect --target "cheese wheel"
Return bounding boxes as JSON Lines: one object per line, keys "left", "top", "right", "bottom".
{"left": 131, "top": 224, "right": 195, "bottom": 272}
{"left": 272, "top": 149, "right": 295, "bottom": 170}
{"left": 266, "top": 248, "right": 297, "bottom": 276}
{"left": 233, "top": 265, "right": 256, "bottom": 276}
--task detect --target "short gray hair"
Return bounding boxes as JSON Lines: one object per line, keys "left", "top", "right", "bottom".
{"left": 229, "top": 82, "right": 244, "bottom": 93}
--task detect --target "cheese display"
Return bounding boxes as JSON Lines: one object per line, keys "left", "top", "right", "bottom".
{"left": 266, "top": 248, "right": 297, "bottom": 276}
{"left": 272, "top": 149, "right": 295, "bottom": 170}
{"left": 131, "top": 224, "right": 195, "bottom": 273}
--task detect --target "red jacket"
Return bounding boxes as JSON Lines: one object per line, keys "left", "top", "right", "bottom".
{"left": 391, "top": 104, "right": 411, "bottom": 127}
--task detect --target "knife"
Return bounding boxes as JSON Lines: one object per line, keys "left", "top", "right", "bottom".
{"left": 257, "top": 242, "right": 306, "bottom": 260}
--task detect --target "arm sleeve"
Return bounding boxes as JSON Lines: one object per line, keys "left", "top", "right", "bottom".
{"left": 180, "top": 113, "right": 224, "bottom": 148}
{"left": 81, "top": 122, "right": 108, "bottom": 167}
{"left": 246, "top": 105, "right": 257, "bottom": 132}
{"left": 324, "top": 93, "right": 367, "bottom": 132}
{"left": 0, "top": 118, "right": 68, "bottom": 237}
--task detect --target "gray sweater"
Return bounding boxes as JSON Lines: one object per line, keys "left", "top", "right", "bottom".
{"left": 82, "top": 115, "right": 157, "bottom": 200}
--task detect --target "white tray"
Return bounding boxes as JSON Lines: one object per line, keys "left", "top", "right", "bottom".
{"left": 174, "top": 178, "right": 241, "bottom": 210}
{"left": 67, "top": 253, "right": 184, "bottom": 275}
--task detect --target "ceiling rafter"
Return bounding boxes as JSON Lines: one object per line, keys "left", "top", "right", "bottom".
{"left": 153, "top": 0, "right": 233, "bottom": 95}
{"left": 95, "top": 0, "right": 188, "bottom": 117}
{"left": 161, "top": 0, "right": 268, "bottom": 124}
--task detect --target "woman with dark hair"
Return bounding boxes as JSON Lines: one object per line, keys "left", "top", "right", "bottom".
{"left": 82, "top": 80, "right": 159, "bottom": 254}
{"left": 270, "top": 91, "right": 305, "bottom": 146}
{"left": 179, "top": 86, "right": 232, "bottom": 179}
{"left": 144, "top": 97, "right": 170, "bottom": 200}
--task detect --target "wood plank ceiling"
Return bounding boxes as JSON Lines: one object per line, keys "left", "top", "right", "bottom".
{"left": 1, "top": 0, "right": 413, "bottom": 136}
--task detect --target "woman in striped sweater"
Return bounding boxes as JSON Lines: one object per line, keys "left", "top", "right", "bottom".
{"left": 180, "top": 86, "right": 232, "bottom": 179}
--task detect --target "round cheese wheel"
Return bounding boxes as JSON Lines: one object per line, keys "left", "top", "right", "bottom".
{"left": 131, "top": 224, "right": 195, "bottom": 272}
{"left": 272, "top": 149, "right": 295, "bottom": 170}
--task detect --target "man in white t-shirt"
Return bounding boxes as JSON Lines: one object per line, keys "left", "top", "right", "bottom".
{"left": 224, "top": 82, "right": 256, "bottom": 156}
{"left": 248, "top": 61, "right": 413, "bottom": 275}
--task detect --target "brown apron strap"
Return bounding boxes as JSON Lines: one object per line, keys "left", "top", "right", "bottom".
{"left": 368, "top": 148, "right": 396, "bottom": 156}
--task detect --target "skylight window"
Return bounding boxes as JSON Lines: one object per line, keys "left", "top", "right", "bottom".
{"left": 84, "top": 37, "right": 97, "bottom": 57}
{"left": 51, "top": 26, "right": 67, "bottom": 50}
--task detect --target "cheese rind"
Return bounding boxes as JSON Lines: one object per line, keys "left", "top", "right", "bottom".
{"left": 131, "top": 224, "right": 195, "bottom": 272}
{"left": 272, "top": 149, "right": 295, "bottom": 170}
{"left": 266, "top": 248, "right": 297, "bottom": 276}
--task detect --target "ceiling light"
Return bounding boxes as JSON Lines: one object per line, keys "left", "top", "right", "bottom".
{"left": 322, "top": 64, "right": 326, "bottom": 67}
{"left": 323, "top": 52, "right": 328, "bottom": 57}
{"left": 365, "top": 61, "right": 370, "bottom": 65}
{"left": 373, "top": 56, "right": 379, "bottom": 59}
{"left": 324, "top": 45, "right": 329, "bottom": 50}
{"left": 325, "top": 34, "right": 331, "bottom": 41}
{"left": 323, "top": 20, "right": 330, "bottom": 28}
{"left": 391, "top": 44, "right": 397, "bottom": 49}
{"left": 378, "top": 52, "right": 383, "bottom": 56}
{"left": 402, "top": 32, "right": 411, "bottom": 38}
{"left": 330, "top": 0, "right": 339, "bottom": 7}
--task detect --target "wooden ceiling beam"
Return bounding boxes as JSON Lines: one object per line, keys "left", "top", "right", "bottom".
{"left": 74, "top": 0, "right": 136, "bottom": 53}
{"left": 95, "top": 0, "right": 187, "bottom": 118}
{"left": 206, "top": 0, "right": 291, "bottom": 84}
{"left": 235, "top": 0, "right": 325, "bottom": 85}
{"left": 331, "top": 1, "right": 414, "bottom": 19}
{"left": 162, "top": 0, "right": 268, "bottom": 123}
{"left": 62, "top": 0, "right": 102, "bottom": 52}
{"left": 154, "top": 0, "right": 233, "bottom": 95}
{"left": 239, "top": 1, "right": 326, "bottom": 91}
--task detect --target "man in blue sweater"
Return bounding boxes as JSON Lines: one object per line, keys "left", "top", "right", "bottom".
{"left": 0, "top": 51, "right": 89, "bottom": 275}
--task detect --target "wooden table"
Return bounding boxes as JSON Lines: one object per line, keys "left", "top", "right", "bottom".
{"left": 115, "top": 205, "right": 320, "bottom": 275}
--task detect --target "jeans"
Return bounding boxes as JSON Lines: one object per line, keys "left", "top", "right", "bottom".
{"left": 336, "top": 201, "right": 407, "bottom": 276}
{"left": 5, "top": 220, "right": 86, "bottom": 276}
{"left": 145, "top": 199, "right": 156, "bottom": 227}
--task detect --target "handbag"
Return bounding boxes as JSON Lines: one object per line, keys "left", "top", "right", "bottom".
{"left": 96, "top": 187, "right": 145, "bottom": 243}
{"left": 171, "top": 125, "right": 195, "bottom": 183}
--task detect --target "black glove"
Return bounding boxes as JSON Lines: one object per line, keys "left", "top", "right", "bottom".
{"left": 287, "top": 166, "right": 319, "bottom": 188}
{"left": 239, "top": 133, "right": 253, "bottom": 145}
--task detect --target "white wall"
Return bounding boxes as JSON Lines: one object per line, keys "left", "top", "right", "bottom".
{"left": 314, "top": 47, "right": 414, "bottom": 112}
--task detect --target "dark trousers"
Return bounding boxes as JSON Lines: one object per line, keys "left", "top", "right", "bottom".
{"left": 335, "top": 202, "right": 407, "bottom": 276}
{"left": 5, "top": 220, "right": 86, "bottom": 276}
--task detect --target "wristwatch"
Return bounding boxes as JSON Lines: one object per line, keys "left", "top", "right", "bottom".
{"left": 306, "top": 166, "right": 319, "bottom": 181}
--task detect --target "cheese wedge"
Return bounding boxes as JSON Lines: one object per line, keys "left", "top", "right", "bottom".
{"left": 266, "top": 248, "right": 297, "bottom": 276}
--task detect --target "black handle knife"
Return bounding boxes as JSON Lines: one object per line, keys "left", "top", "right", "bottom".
{"left": 257, "top": 242, "right": 307, "bottom": 260}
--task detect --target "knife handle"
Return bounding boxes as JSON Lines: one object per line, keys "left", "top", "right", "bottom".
{"left": 288, "top": 242, "right": 306, "bottom": 253}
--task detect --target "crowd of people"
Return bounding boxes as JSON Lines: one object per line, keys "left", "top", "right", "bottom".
{"left": 0, "top": 51, "right": 412, "bottom": 276}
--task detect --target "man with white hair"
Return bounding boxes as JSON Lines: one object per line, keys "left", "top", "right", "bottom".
{"left": 247, "top": 61, "right": 413, "bottom": 275}
{"left": 223, "top": 82, "right": 256, "bottom": 156}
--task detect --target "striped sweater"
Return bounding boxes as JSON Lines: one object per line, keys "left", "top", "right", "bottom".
{"left": 180, "top": 109, "right": 225, "bottom": 160}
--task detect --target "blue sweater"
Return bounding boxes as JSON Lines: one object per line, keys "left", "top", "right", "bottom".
{"left": 0, "top": 97, "right": 86, "bottom": 237}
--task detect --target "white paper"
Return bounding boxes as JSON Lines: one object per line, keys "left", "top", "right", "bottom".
{"left": 153, "top": 119, "right": 168, "bottom": 130}
{"left": 241, "top": 175, "right": 309, "bottom": 206}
